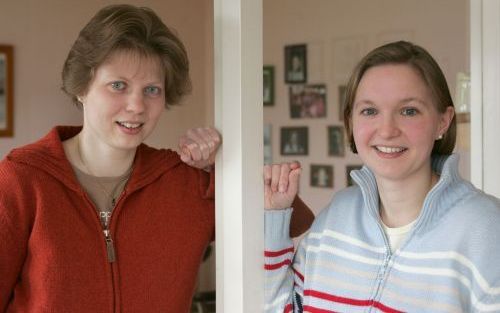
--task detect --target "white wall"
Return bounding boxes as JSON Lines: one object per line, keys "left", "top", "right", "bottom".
{"left": 264, "top": 0, "right": 470, "bottom": 214}
{"left": 0, "top": 0, "right": 213, "bottom": 158}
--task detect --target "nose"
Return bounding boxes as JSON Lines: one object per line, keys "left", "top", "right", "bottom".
{"left": 125, "top": 92, "right": 146, "bottom": 114}
{"left": 378, "top": 114, "right": 401, "bottom": 138}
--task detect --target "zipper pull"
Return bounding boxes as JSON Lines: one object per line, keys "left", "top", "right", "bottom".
{"left": 103, "top": 229, "right": 116, "bottom": 263}
{"left": 100, "top": 212, "right": 112, "bottom": 229}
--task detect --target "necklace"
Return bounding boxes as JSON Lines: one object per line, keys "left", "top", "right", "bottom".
{"left": 75, "top": 135, "right": 133, "bottom": 227}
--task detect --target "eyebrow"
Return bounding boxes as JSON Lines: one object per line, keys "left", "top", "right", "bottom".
{"left": 399, "top": 97, "right": 428, "bottom": 105}
{"left": 105, "top": 75, "right": 163, "bottom": 85}
{"left": 354, "top": 97, "right": 428, "bottom": 108}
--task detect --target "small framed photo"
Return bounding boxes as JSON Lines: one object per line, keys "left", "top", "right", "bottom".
{"left": 281, "top": 127, "right": 308, "bottom": 156}
{"left": 264, "top": 124, "right": 272, "bottom": 164}
{"left": 289, "top": 84, "right": 326, "bottom": 118}
{"left": 263, "top": 66, "right": 274, "bottom": 105}
{"left": 310, "top": 164, "right": 333, "bottom": 188}
{"left": 0, "top": 45, "right": 14, "bottom": 137}
{"left": 338, "top": 85, "right": 347, "bottom": 121}
{"left": 346, "top": 165, "right": 363, "bottom": 186}
{"left": 328, "top": 126, "right": 345, "bottom": 157}
{"left": 285, "top": 44, "right": 307, "bottom": 84}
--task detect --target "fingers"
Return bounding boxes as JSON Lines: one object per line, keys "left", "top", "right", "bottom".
{"left": 263, "top": 164, "right": 273, "bottom": 197}
{"left": 186, "top": 128, "right": 210, "bottom": 160}
{"left": 289, "top": 161, "right": 301, "bottom": 170}
{"left": 179, "top": 148, "right": 192, "bottom": 164}
{"left": 288, "top": 167, "right": 302, "bottom": 196}
{"left": 279, "top": 163, "right": 291, "bottom": 193}
{"left": 263, "top": 161, "right": 301, "bottom": 210}
{"left": 265, "top": 162, "right": 301, "bottom": 193}
{"left": 178, "top": 127, "right": 221, "bottom": 164}
{"left": 263, "top": 164, "right": 272, "bottom": 186}
{"left": 203, "top": 127, "right": 222, "bottom": 152}
{"left": 271, "top": 164, "right": 281, "bottom": 193}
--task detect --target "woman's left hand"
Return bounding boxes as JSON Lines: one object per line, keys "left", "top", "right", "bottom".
{"left": 178, "top": 127, "right": 221, "bottom": 170}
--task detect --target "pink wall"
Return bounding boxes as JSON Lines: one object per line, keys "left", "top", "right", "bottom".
{"left": 0, "top": 0, "right": 214, "bottom": 158}
{"left": 264, "top": 0, "right": 469, "bottom": 214}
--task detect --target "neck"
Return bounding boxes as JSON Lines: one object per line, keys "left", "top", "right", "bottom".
{"left": 376, "top": 167, "right": 438, "bottom": 228}
{"left": 74, "top": 131, "right": 136, "bottom": 177}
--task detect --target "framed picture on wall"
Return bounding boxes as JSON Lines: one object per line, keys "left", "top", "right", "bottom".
{"left": 346, "top": 164, "right": 363, "bottom": 186}
{"left": 263, "top": 66, "right": 274, "bottom": 105}
{"left": 0, "top": 45, "right": 13, "bottom": 137}
{"left": 264, "top": 124, "right": 272, "bottom": 164}
{"left": 289, "top": 84, "right": 326, "bottom": 118}
{"left": 328, "top": 126, "right": 345, "bottom": 157}
{"left": 310, "top": 164, "right": 333, "bottom": 188}
{"left": 285, "top": 44, "right": 307, "bottom": 84}
{"left": 338, "top": 84, "right": 347, "bottom": 121}
{"left": 280, "top": 126, "right": 308, "bottom": 156}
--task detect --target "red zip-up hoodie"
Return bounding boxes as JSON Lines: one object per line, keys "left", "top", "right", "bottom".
{"left": 0, "top": 126, "right": 214, "bottom": 312}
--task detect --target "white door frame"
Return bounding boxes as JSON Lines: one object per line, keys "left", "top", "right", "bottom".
{"left": 214, "top": 0, "right": 264, "bottom": 312}
{"left": 470, "top": 0, "right": 500, "bottom": 197}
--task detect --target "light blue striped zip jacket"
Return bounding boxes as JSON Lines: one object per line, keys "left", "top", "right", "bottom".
{"left": 265, "top": 154, "right": 500, "bottom": 312}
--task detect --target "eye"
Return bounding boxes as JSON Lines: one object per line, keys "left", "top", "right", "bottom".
{"left": 144, "top": 86, "right": 161, "bottom": 96}
{"left": 401, "top": 107, "right": 419, "bottom": 116}
{"left": 360, "top": 107, "right": 377, "bottom": 116}
{"left": 110, "top": 81, "right": 126, "bottom": 91}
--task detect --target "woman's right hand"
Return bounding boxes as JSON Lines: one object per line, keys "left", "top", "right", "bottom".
{"left": 264, "top": 162, "right": 301, "bottom": 210}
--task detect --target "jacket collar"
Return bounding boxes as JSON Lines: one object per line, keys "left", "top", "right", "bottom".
{"left": 7, "top": 126, "right": 181, "bottom": 194}
{"left": 351, "top": 154, "right": 475, "bottom": 234}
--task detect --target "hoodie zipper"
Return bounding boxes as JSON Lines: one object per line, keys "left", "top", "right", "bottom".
{"left": 103, "top": 229, "right": 116, "bottom": 262}
{"left": 100, "top": 211, "right": 116, "bottom": 263}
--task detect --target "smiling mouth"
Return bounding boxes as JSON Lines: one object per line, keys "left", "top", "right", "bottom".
{"left": 116, "top": 121, "right": 144, "bottom": 129}
{"left": 374, "top": 146, "right": 407, "bottom": 153}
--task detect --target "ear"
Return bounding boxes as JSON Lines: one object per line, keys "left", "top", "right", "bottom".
{"left": 77, "top": 94, "right": 86, "bottom": 104}
{"left": 437, "top": 106, "right": 455, "bottom": 137}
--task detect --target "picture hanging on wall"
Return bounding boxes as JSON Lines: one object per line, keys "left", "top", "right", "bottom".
{"left": 264, "top": 124, "right": 272, "bottom": 164}
{"left": 285, "top": 44, "right": 307, "bottom": 84}
{"left": 338, "top": 85, "right": 347, "bottom": 121}
{"left": 346, "top": 164, "right": 363, "bottom": 187}
{"left": 328, "top": 126, "right": 345, "bottom": 157}
{"left": 263, "top": 66, "right": 274, "bottom": 106}
{"left": 281, "top": 126, "right": 308, "bottom": 156}
{"left": 289, "top": 84, "right": 326, "bottom": 118}
{"left": 310, "top": 164, "right": 333, "bottom": 188}
{"left": 0, "top": 45, "right": 13, "bottom": 137}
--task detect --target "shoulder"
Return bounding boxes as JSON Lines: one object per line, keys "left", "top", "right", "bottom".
{"left": 448, "top": 192, "right": 500, "bottom": 289}
{"left": 0, "top": 156, "right": 37, "bottom": 190}
{"left": 309, "top": 186, "right": 364, "bottom": 232}
{"left": 437, "top": 189, "right": 500, "bottom": 263}
{"left": 318, "top": 186, "right": 364, "bottom": 217}
{"left": 453, "top": 189, "right": 500, "bottom": 228}
{"left": 136, "top": 144, "right": 212, "bottom": 198}
{"left": 0, "top": 158, "right": 38, "bottom": 223}
{"left": 0, "top": 158, "right": 21, "bottom": 187}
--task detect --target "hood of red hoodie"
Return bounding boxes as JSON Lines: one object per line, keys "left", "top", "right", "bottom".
{"left": 6, "top": 126, "right": 182, "bottom": 194}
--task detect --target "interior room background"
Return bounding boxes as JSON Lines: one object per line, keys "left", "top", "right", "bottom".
{"left": 264, "top": 0, "right": 470, "bottom": 214}
{"left": 0, "top": 0, "right": 470, "bottom": 297}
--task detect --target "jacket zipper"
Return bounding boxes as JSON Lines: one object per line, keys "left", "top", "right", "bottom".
{"left": 100, "top": 211, "right": 116, "bottom": 263}
{"left": 103, "top": 228, "right": 116, "bottom": 262}
{"left": 82, "top": 193, "right": 118, "bottom": 312}
{"left": 366, "top": 220, "right": 392, "bottom": 312}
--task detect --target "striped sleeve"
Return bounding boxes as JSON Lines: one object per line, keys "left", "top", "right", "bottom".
{"left": 265, "top": 209, "right": 307, "bottom": 313}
